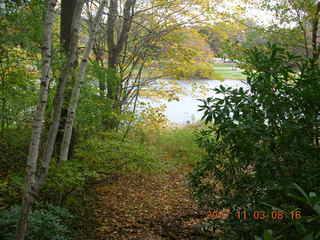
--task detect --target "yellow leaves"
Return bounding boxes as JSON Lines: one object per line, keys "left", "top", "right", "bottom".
{"left": 150, "top": 27, "right": 215, "bottom": 80}
{"left": 1, "top": 47, "right": 40, "bottom": 82}
{"left": 138, "top": 104, "right": 169, "bottom": 130}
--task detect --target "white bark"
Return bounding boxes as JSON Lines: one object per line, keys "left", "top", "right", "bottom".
{"left": 36, "top": 0, "right": 86, "bottom": 187}
{"left": 60, "top": 0, "right": 108, "bottom": 161}
{"left": 0, "top": 0, "right": 5, "bottom": 13}
{"left": 15, "top": 1, "right": 57, "bottom": 240}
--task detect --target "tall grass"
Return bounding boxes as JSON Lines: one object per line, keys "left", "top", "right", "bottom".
{"left": 129, "top": 123, "right": 205, "bottom": 173}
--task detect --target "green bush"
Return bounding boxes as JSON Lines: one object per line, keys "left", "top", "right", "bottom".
{"left": 257, "top": 184, "right": 320, "bottom": 240}
{"left": 75, "top": 131, "right": 162, "bottom": 174}
{"left": 0, "top": 204, "right": 74, "bottom": 240}
{"left": 42, "top": 160, "right": 97, "bottom": 205}
{"left": 0, "top": 128, "right": 31, "bottom": 172}
{"left": 189, "top": 44, "right": 320, "bottom": 238}
{"left": 0, "top": 172, "right": 25, "bottom": 205}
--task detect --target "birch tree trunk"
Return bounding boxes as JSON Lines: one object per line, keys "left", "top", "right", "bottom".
{"left": 15, "top": 1, "right": 57, "bottom": 240}
{"left": 36, "top": 0, "right": 86, "bottom": 187}
{"left": 60, "top": 0, "right": 108, "bottom": 161}
{"left": 55, "top": 0, "right": 79, "bottom": 161}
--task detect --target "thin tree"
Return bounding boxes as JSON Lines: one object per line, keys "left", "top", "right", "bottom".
{"left": 60, "top": 0, "right": 108, "bottom": 161}
{"left": 55, "top": 0, "right": 79, "bottom": 161}
{"left": 37, "top": 0, "right": 86, "bottom": 187}
{"left": 15, "top": 1, "right": 57, "bottom": 239}
{"left": 105, "top": 0, "right": 137, "bottom": 129}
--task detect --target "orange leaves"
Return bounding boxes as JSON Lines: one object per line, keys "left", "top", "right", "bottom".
{"left": 93, "top": 170, "right": 202, "bottom": 239}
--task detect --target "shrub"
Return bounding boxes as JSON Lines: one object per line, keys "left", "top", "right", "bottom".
{"left": 0, "top": 204, "right": 74, "bottom": 240}
{"left": 0, "top": 172, "right": 25, "bottom": 205}
{"left": 0, "top": 128, "right": 31, "bottom": 172}
{"left": 189, "top": 44, "right": 320, "bottom": 238}
{"left": 75, "top": 131, "right": 162, "bottom": 175}
{"left": 42, "top": 160, "right": 97, "bottom": 205}
{"left": 255, "top": 184, "right": 320, "bottom": 239}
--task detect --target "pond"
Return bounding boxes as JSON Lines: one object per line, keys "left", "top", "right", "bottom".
{"left": 139, "top": 79, "right": 249, "bottom": 125}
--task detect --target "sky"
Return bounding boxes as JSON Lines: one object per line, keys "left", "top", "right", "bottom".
{"left": 246, "top": 7, "right": 275, "bottom": 26}
{"left": 216, "top": 0, "right": 276, "bottom": 26}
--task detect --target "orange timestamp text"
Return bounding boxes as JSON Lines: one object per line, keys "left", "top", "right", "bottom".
{"left": 206, "top": 210, "right": 302, "bottom": 221}
{"left": 207, "top": 209, "right": 231, "bottom": 220}
{"left": 235, "top": 210, "right": 302, "bottom": 221}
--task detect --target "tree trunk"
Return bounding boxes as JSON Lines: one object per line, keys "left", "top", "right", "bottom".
{"left": 61, "top": 0, "right": 78, "bottom": 51}
{"left": 15, "top": 1, "right": 57, "bottom": 240}
{"left": 37, "top": 0, "right": 85, "bottom": 186}
{"left": 55, "top": 0, "right": 79, "bottom": 162}
{"left": 310, "top": 2, "right": 320, "bottom": 148}
{"left": 105, "top": 0, "right": 136, "bottom": 130}
{"left": 60, "top": 0, "right": 108, "bottom": 161}
{"left": 311, "top": 2, "right": 320, "bottom": 61}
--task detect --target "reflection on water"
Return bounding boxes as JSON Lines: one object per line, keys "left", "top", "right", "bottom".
{"left": 139, "top": 79, "right": 249, "bottom": 124}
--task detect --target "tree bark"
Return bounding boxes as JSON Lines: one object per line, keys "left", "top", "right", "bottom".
{"left": 15, "top": 1, "right": 57, "bottom": 240}
{"left": 60, "top": 0, "right": 108, "bottom": 161}
{"left": 37, "top": 0, "right": 85, "bottom": 187}
{"left": 55, "top": 0, "right": 79, "bottom": 162}
{"left": 105, "top": 0, "right": 136, "bottom": 130}
{"left": 311, "top": 2, "right": 320, "bottom": 61}
{"left": 61, "top": 0, "right": 78, "bottom": 51}
{"left": 310, "top": 2, "right": 320, "bottom": 149}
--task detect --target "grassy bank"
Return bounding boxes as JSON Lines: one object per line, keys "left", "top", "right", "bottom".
{"left": 213, "top": 63, "right": 246, "bottom": 80}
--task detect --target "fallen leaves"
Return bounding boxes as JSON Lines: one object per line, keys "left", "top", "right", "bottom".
{"left": 92, "top": 169, "right": 211, "bottom": 240}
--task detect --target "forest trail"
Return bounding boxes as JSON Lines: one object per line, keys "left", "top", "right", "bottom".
{"left": 93, "top": 168, "right": 214, "bottom": 240}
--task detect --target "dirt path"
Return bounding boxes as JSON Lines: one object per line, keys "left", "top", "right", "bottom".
{"left": 93, "top": 168, "right": 213, "bottom": 240}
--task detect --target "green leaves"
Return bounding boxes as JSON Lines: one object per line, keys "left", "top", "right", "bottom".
{"left": 260, "top": 184, "right": 320, "bottom": 240}
{"left": 190, "top": 43, "right": 320, "bottom": 239}
{"left": 288, "top": 183, "right": 320, "bottom": 216}
{"left": 260, "top": 230, "right": 273, "bottom": 240}
{"left": 0, "top": 204, "right": 74, "bottom": 240}
{"left": 45, "top": 160, "right": 97, "bottom": 193}
{"left": 75, "top": 131, "right": 162, "bottom": 175}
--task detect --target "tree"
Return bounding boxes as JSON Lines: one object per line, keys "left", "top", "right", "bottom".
{"left": 87, "top": 0, "right": 217, "bottom": 130}
{"left": 38, "top": 0, "right": 85, "bottom": 181}
{"left": 198, "top": 20, "right": 247, "bottom": 58}
{"left": 105, "top": 0, "right": 137, "bottom": 129}
{"left": 258, "top": 0, "right": 320, "bottom": 61}
{"left": 59, "top": 0, "right": 107, "bottom": 161}
{"left": 14, "top": 0, "right": 101, "bottom": 237}
{"left": 15, "top": 1, "right": 57, "bottom": 239}
{"left": 55, "top": 0, "right": 79, "bottom": 161}
{"left": 151, "top": 27, "right": 215, "bottom": 79}
{"left": 60, "top": 0, "right": 78, "bottom": 51}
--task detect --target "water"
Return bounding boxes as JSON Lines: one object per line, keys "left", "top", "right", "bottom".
{"left": 138, "top": 79, "right": 249, "bottom": 124}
